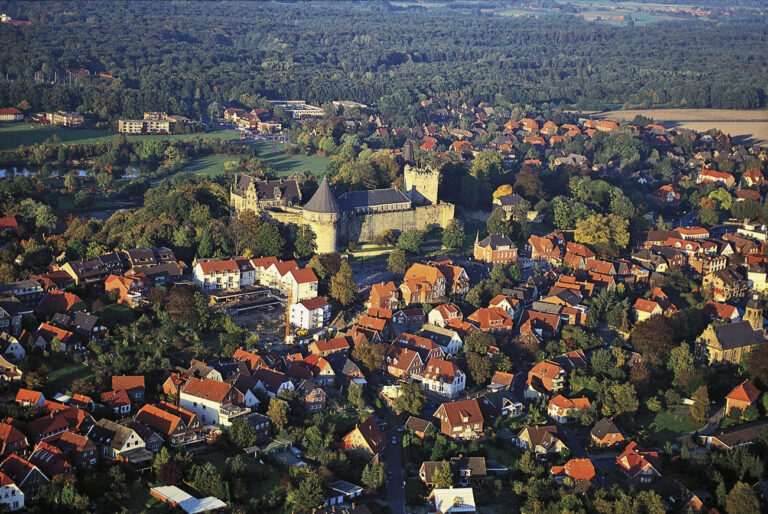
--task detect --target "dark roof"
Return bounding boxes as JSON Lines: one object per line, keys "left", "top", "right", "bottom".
{"left": 708, "top": 420, "right": 768, "bottom": 448}
{"left": 477, "top": 234, "right": 515, "bottom": 250}
{"left": 405, "top": 416, "right": 433, "bottom": 434}
{"left": 337, "top": 188, "right": 410, "bottom": 211}
{"left": 746, "top": 294, "right": 762, "bottom": 312}
{"left": 590, "top": 417, "right": 621, "bottom": 439}
{"left": 303, "top": 177, "right": 340, "bottom": 214}
{"left": 497, "top": 194, "right": 525, "bottom": 206}
{"left": 712, "top": 321, "right": 764, "bottom": 350}
{"left": 233, "top": 176, "right": 301, "bottom": 204}
{"left": 72, "top": 312, "right": 99, "bottom": 335}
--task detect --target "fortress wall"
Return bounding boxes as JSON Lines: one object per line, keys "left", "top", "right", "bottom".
{"left": 344, "top": 203, "right": 455, "bottom": 243}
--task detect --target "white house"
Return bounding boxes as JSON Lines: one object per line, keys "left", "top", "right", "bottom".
{"left": 420, "top": 324, "right": 463, "bottom": 355}
{"left": 290, "top": 297, "right": 331, "bottom": 330}
{"left": 0, "top": 472, "right": 23, "bottom": 511}
{"left": 193, "top": 260, "right": 242, "bottom": 291}
{"left": 234, "top": 257, "right": 255, "bottom": 287}
{"left": 747, "top": 265, "right": 768, "bottom": 292}
{"left": 252, "top": 368, "right": 295, "bottom": 398}
{"left": 179, "top": 377, "right": 250, "bottom": 428}
{"left": 0, "top": 333, "right": 24, "bottom": 361}
{"left": 419, "top": 358, "right": 466, "bottom": 398}
{"left": 431, "top": 487, "right": 476, "bottom": 513}
{"left": 281, "top": 268, "right": 319, "bottom": 302}
{"left": 428, "top": 303, "right": 463, "bottom": 328}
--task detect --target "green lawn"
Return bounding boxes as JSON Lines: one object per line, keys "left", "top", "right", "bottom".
{"left": 644, "top": 406, "right": 700, "bottom": 445}
{"left": 250, "top": 141, "right": 330, "bottom": 176}
{"left": 0, "top": 122, "right": 241, "bottom": 151}
{"left": 46, "top": 362, "right": 95, "bottom": 394}
{"left": 100, "top": 303, "right": 135, "bottom": 324}
{"left": 180, "top": 154, "right": 236, "bottom": 178}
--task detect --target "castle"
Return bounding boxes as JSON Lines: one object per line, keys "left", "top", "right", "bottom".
{"left": 230, "top": 165, "right": 455, "bottom": 253}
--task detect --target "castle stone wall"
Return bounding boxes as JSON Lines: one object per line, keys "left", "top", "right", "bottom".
{"left": 343, "top": 203, "right": 455, "bottom": 244}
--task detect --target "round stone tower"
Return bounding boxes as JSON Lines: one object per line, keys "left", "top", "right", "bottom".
{"left": 302, "top": 176, "right": 340, "bottom": 254}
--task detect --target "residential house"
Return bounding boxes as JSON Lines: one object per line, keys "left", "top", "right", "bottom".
{"left": 0, "top": 423, "right": 28, "bottom": 458}
{"left": 308, "top": 337, "right": 350, "bottom": 357}
{"left": 0, "top": 472, "right": 23, "bottom": 510}
{"left": 430, "top": 487, "right": 476, "bottom": 513}
{"left": 392, "top": 308, "right": 425, "bottom": 329}
{"left": 101, "top": 390, "right": 131, "bottom": 415}
{"left": 405, "top": 416, "right": 434, "bottom": 439}
{"left": 300, "top": 354, "right": 336, "bottom": 386}
{"left": 123, "top": 421, "right": 163, "bottom": 453}
{"left": 616, "top": 441, "right": 662, "bottom": 485}
{"left": 420, "top": 358, "right": 466, "bottom": 398}
{"left": 68, "top": 394, "right": 94, "bottom": 412}
{"left": 428, "top": 303, "right": 463, "bottom": 328}
{"left": 490, "top": 371, "right": 514, "bottom": 390}
{"left": 0, "top": 455, "right": 47, "bottom": 497}
{"left": 476, "top": 389, "right": 524, "bottom": 418}
{"left": 232, "top": 348, "right": 267, "bottom": 371}
{"left": 551, "top": 458, "right": 596, "bottom": 484}
{"left": 590, "top": 418, "right": 625, "bottom": 448}
{"left": 473, "top": 234, "right": 518, "bottom": 265}
{"left": 385, "top": 345, "right": 423, "bottom": 379}
{"left": 112, "top": 376, "right": 146, "bottom": 402}
{"left": 632, "top": 298, "right": 663, "bottom": 322}
{"left": 28, "top": 441, "right": 73, "bottom": 478}
{"left": 51, "top": 431, "right": 97, "bottom": 469}
{"left": 252, "top": 368, "right": 295, "bottom": 398}
{"left": 369, "top": 281, "right": 399, "bottom": 310}
{"left": 341, "top": 417, "right": 385, "bottom": 456}
{"left": 179, "top": 377, "right": 250, "bottom": 428}
{"left": 701, "top": 420, "right": 768, "bottom": 450}
{"left": 527, "top": 233, "right": 564, "bottom": 264}
{"left": 104, "top": 274, "right": 149, "bottom": 307}
{"left": 419, "top": 324, "right": 463, "bottom": 355}
{"left": 86, "top": 419, "right": 150, "bottom": 462}
{"left": 563, "top": 243, "right": 596, "bottom": 270}
{"left": 697, "top": 169, "right": 735, "bottom": 188}
{"left": 60, "top": 252, "right": 127, "bottom": 285}
{"left": 467, "top": 307, "right": 513, "bottom": 333}
{"left": 135, "top": 402, "right": 204, "bottom": 446}
{"left": 289, "top": 296, "right": 331, "bottom": 331}
{"left": 516, "top": 425, "right": 567, "bottom": 454}
{"left": 427, "top": 260, "right": 471, "bottom": 297}
{"left": 433, "top": 399, "right": 484, "bottom": 440}
{"left": 547, "top": 395, "right": 591, "bottom": 423}
{"left": 0, "top": 280, "right": 43, "bottom": 304}
{"left": 420, "top": 456, "right": 487, "bottom": 486}
{"left": 702, "top": 301, "right": 740, "bottom": 322}
{"left": 193, "top": 259, "right": 244, "bottom": 291}
{"left": 725, "top": 379, "right": 761, "bottom": 416}
{"left": 702, "top": 269, "right": 747, "bottom": 302}
{"left": 15, "top": 389, "right": 45, "bottom": 407}
{"left": 296, "top": 380, "right": 326, "bottom": 413}
{"left": 525, "top": 360, "right": 566, "bottom": 399}
{"left": 488, "top": 295, "right": 520, "bottom": 319}
{"left": 394, "top": 333, "right": 445, "bottom": 363}
{"left": 281, "top": 267, "right": 319, "bottom": 302}
{"left": 400, "top": 263, "right": 447, "bottom": 304}
{"left": 36, "top": 290, "right": 85, "bottom": 315}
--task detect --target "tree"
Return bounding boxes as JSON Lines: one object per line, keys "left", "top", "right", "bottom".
{"left": 574, "top": 213, "right": 629, "bottom": 251}
{"left": 746, "top": 343, "right": 768, "bottom": 387}
{"left": 228, "top": 418, "right": 257, "bottom": 448}
{"left": 348, "top": 382, "right": 365, "bottom": 412}
{"left": 465, "top": 331, "right": 495, "bottom": 354}
{"left": 691, "top": 385, "right": 709, "bottom": 424}
{"left": 352, "top": 338, "right": 385, "bottom": 373}
{"left": 387, "top": 249, "right": 408, "bottom": 274}
{"left": 287, "top": 470, "right": 323, "bottom": 512}
{"left": 393, "top": 381, "right": 425, "bottom": 416}
{"left": 294, "top": 225, "right": 316, "bottom": 257}
{"left": 361, "top": 461, "right": 386, "bottom": 490}
{"left": 432, "top": 460, "right": 453, "bottom": 488}
{"left": 256, "top": 222, "right": 286, "bottom": 258}
{"left": 397, "top": 230, "right": 424, "bottom": 254}
{"left": 229, "top": 209, "right": 263, "bottom": 255}
{"left": 330, "top": 260, "right": 356, "bottom": 306}
{"left": 492, "top": 184, "right": 514, "bottom": 200}
{"left": 631, "top": 314, "right": 675, "bottom": 364}
{"left": 486, "top": 208, "right": 511, "bottom": 238}
{"left": 490, "top": 264, "right": 506, "bottom": 283}
{"left": 725, "top": 481, "right": 759, "bottom": 514}
{"left": 442, "top": 219, "right": 465, "bottom": 249}
{"left": 465, "top": 351, "right": 492, "bottom": 386}
{"left": 267, "top": 398, "right": 288, "bottom": 434}
{"left": 514, "top": 166, "right": 544, "bottom": 199}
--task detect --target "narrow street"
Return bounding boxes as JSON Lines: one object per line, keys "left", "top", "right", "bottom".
{"left": 385, "top": 430, "right": 406, "bottom": 514}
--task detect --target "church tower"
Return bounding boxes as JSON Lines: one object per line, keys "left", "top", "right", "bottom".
{"left": 403, "top": 164, "right": 439, "bottom": 206}
{"left": 744, "top": 294, "right": 764, "bottom": 332}
{"left": 303, "top": 177, "right": 340, "bottom": 254}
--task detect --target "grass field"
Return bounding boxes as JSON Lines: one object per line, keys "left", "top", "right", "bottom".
{"left": 250, "top": 141, "right": 330, "bottom": 176}
{"left": 46, "top": 362, "right": 95, "bottom": 394}
{"left": 0, "top": 122, "right": 241, "bottom": 151}
{"left": 643, "top": 406, "right": 700, "bottom": 445}
{"left": 180, "top": 154, "right": 236, "bottom": 178}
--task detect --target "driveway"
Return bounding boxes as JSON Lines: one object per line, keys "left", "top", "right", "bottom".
{"left": 385, "top": 431, "right": 406, "bottom": 514}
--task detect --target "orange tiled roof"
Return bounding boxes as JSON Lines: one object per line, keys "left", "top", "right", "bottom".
{"left": 112, "top": 375, "right": 145, "bottom": 391}
{"left": 181, "top": 377, "right": 232, "bottom": 403}
{"left": 726, "top": 379, "right": 761, "bottom": 404}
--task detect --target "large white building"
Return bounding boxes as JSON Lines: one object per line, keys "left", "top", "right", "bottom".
{"left": 290, "top": 297, "right": 331, "bottom": 330}
{"left": 193, "top": 259, "right": 246, "bottom": 291}
{"left": 179, "top": 377, "right": 250, "bottom": 428}
{"left": 419, "top": 358, "right": 466, "bottom": 398}
{"left": 0, "top": 472, "right": 23, "bottom": 511}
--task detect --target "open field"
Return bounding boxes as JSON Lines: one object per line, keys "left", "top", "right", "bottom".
{"left": 0, "top": 122, "right": 241, "bottom": 151}
{"left": 250, "top": 141, "right": 330, "bottom": 176}
{"left": 590, "top": 108, "right": 768, "bottom": 146}
{"left": 180, "top": 154, "right": 235, "bottom": 178}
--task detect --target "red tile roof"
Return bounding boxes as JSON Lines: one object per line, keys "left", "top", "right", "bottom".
{"left": 181, "top": 377, "right": 232, "bottom": 403}
{"left": 616, "top": 441, "right": 661, "bottom": 478}
{"left": 196, "top": 259, "right": 239, "bottom": 275}
{"left": 297, "top": 296, "right": 328, "bottom": 311}
{"left": 136, "top": 404, "right": 182, "bottom": 435}
{"left": 726, "top": 379, "right": 761, "bottom": 404}
{"left": 0, "top": 217, "right": 18, "bottom": 230}
{"left": 467, "top": 307, "right": 513, "bottom": 331}
{"left": 38, "top": 290, "right": 84, "bottom": 313}
{"left": 111, "top": 375, "right": 145, "bottom": 392}
{"left": 422, "top": 358, "right": 462, "bottom": 381}
{"left": 437, "top": 398, "right": 484, "bottom": 427}
{"left": 15, "top": 389, "right": 43, "bottom": 405}
{"left": 288, "top": 267, "right": 318, "bottom": 284}
{"left": 101, "top": 389, "right": 131, "bottom": 408}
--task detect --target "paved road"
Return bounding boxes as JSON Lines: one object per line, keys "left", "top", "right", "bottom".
{"left": 675, "top": 209, "right": 700, "bottom": 228}
{"left": 385, "top": 431, "right": 406, "bottom": 514}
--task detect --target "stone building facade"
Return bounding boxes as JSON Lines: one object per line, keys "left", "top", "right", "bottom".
{"left": 230, "top": 166, "right": 454, "bottom": 253}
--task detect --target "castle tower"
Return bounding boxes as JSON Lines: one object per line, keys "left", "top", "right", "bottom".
{"left": 744, "top": 294, "right": 764, "bottom": 332}
{"left": 403, "top": 164, "right": 439, "bottom": 206}
{"left": 403, "top": 139, "right": 415, "bottom": 165}
{"left": 303, "top": 177, "right": 340, "bottom": 254}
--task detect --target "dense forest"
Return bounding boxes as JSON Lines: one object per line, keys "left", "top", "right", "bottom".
{"left": 0, "top": 1, "right": 766, "bottom": 126}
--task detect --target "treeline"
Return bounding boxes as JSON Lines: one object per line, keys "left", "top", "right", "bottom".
{"left": 0, "top": 1, "right": 766, "bottom": 126}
